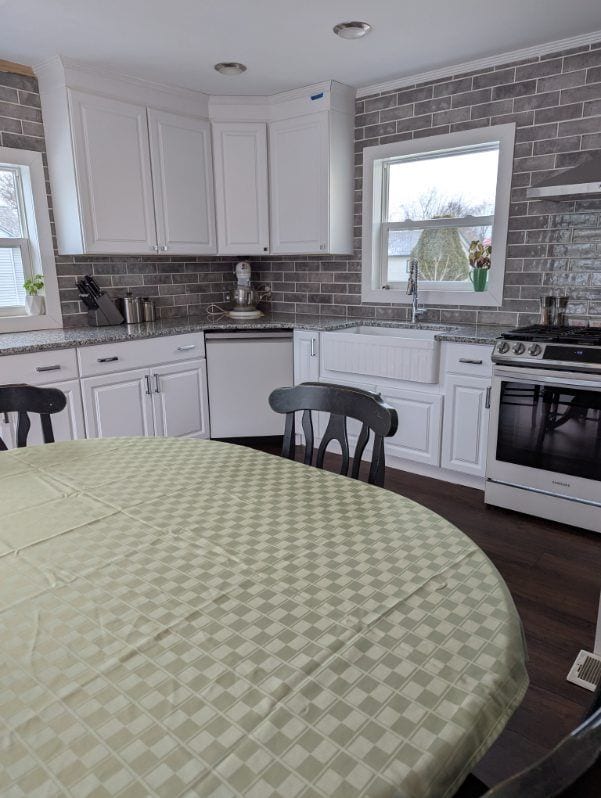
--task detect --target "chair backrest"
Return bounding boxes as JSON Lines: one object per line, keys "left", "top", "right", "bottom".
{"left": 268, "top": 382, "right": 398, "bottom": 486}
{"left": 0, "top": 385, "right": 67, "bottom": 450}
{"left": 482, "top": 683, "right": 601, "bottom": 798}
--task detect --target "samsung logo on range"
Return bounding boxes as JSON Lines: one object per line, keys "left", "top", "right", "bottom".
{"left": 552, "top": 480, "right": 571, "bottom": 488}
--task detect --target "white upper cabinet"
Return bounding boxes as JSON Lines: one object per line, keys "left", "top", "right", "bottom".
{"left": 212, "top": 122, "right": 269, "bottom": 255}
{"left": 209, "top": 80, "right": 355, "bottom": 256}
{"left": 148, "top": 109, "right": 216, "bottom": 255}
{"left": 37, "top": 58, "right": 216, "bottom": 255}
{"left": 269, "top": 113, "right": 329, "bottom": 255}
{"left": 68, "top": 91, "right": 157, "bottom": 254}
{"left": 38, "top": 60, "right": 354, "bottom": 257}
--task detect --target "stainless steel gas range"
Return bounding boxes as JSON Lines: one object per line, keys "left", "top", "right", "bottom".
{"left": 485, "top": 325, "right": 601, "bottom": 534}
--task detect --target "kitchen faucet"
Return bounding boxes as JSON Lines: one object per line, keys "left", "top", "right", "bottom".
{"left": 406, "top": 258, "right": 426, "bottom": 323}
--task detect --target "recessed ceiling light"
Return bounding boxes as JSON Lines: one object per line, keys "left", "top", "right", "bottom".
{"left": 333, "top": 21, "right": 372, "bottom": 40}
{"left": 214, "top": 62, "right": 247, "bottom": 76}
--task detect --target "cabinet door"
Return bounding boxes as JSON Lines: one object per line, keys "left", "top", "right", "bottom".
{"left": 378, "top": 386, "right": 443, "bottom": 466}
{"left": 148, "top": 109, "right": 217, "bottom": 255}
{"left": 269, "top": 112, "right": 329, "bottom": 254}
{"left": 81, "top": 369, "right": 154, "bottom": 438}
{"left": 151, "top": 359, "right": 209, "bottom": 439}
{"left": 212, "top": 122, "right": 269, "bottom": 255}
{"left": 441, "top": 375, "right": 490, "bottom": 477}
{"left": 3, "top": 379, "right": 85, "bottom": 448}
{"left": 68, "top": 90, "right": 157, "bottom": 254}
{"left": 293, "top": 330, "right": 320, "bottom": 385}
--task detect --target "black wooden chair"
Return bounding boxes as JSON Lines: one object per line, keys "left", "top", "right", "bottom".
{"left": 0, "top": 384, "right": 67, "bottom": 450}
{"left": 268, "top": 382, "right": 398, "bottom": 487}
{"left": 455, "top": 682, "right": 601, "bottom": 798}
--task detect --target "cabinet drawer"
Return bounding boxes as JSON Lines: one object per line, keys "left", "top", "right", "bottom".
{"left": 0, "top": 348, "right": 79, "bottom": 385}
{"left": 77, "top": 333, "right": 205, "bottom": 377}
{"left": 444, "top": 343, "right": 493, "bottom": 377}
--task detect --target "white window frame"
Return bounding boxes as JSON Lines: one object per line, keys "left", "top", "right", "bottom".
{"left": 361, "top": 124, "right": 516, "bottom": 307}
{"left": 0, "top": 147, "right": 62, "bottom": 332}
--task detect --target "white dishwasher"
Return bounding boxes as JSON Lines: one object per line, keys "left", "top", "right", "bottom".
{"left": 205, "top": 330, "right": 294, "bottom": 437}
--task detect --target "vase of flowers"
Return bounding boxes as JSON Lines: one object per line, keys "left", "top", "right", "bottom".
{"left": 468, "top": 240, "right": 491, "bottom": 292}
{"left": 23, "top": 274, "right": 45, "bottom": 315}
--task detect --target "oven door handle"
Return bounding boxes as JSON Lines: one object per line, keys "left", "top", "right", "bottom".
{"left": 493, "top": 368, "right": 601, "bottom": 390}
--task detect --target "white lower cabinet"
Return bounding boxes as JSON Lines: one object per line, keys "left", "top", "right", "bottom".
{"left": 81, "top": 360, "right": 209, "bottom": 440}
{"left": 293, "top": 330, "right": 320, "bottom": 385}
{"left": 151, "top": 360, "right": 209, "bottom": 438}
{"left": 2, "top": 381, "right": 85, "bottom": 448}
{"left": 441, "top": 374, "right": 490, "bottom": 477}
{"left": 378, "top": 385, "right": 443, "bottom": 466}
{"left": 20, "top": 379, "right": 85, "bottom": 446}
{"left": 81, "top": 368, "right": 154, "bottom": 438}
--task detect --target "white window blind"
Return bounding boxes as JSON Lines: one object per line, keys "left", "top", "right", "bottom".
{"left": 0, "top": 244, "right": 26, "bottom": 307}
{"left": 0, "top": 165, "right": 30, "bottom": 313}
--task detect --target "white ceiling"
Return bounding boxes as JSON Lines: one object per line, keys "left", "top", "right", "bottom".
{"left": 3, "top": 0, "right": 601, "bottom": 95}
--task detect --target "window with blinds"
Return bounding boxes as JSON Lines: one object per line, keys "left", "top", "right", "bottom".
{"left": 0, "top": 165, "right": 32, "bottom": 315}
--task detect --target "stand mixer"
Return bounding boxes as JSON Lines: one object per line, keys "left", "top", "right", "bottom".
{"left": 226, "top": 261, "right": 270, "bottom": 319}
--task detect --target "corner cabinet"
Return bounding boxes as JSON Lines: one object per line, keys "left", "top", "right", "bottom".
{"left": 209, "top": 81, "right": 355, "bottom": 256}
{"left": 269, "top": 109, "right": 354, "bottom": 255}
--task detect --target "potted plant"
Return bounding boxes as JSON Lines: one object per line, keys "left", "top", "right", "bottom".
{"left": 23, "top": 274, "right": 45, "bottom": 315}
{"left": 468, "top": 240, "right": 491, "bottom": 292}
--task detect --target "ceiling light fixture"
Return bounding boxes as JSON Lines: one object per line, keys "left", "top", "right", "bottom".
{"left": 333, "top": 21, "right": 372, "bottom": 40}
{"left": 214, "top": 62, "right": 247, "bottom": 76}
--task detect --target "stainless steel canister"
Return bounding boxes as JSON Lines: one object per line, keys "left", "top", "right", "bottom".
{"left": 120, "top": 294, "right": 143, "bottom": 324}
{"left": 141, "top": 298, "right": 156, "bottom": 323}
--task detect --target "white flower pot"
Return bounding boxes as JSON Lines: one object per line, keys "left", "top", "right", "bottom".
{"left": 25, "top": 294, "right": 45, "bottom": 316}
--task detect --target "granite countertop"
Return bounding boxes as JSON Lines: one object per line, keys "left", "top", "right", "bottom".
{"left": 0, "top": 312, "right": 510, "bottom": 356}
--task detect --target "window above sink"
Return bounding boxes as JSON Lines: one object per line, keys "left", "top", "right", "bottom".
{"left": 361, "top": 124, "right": 515, "bottom": 307}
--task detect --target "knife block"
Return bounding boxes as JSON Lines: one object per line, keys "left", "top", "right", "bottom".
{"left": 88, "top": 293, "right": 124, "bottom": 326}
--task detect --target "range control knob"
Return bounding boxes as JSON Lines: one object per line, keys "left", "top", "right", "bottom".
{"left": 497, "top": 341, "right": 510, "bottom": 354}
{"left": 528, "top": 343, "right": 542, "bottom": 356}
{"left": 513, "top": 342, "right": 526, "bottom": 355}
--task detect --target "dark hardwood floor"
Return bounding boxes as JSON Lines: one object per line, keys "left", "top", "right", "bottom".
{"left": 226, "top": 437, "right": 601, "bottom": 788}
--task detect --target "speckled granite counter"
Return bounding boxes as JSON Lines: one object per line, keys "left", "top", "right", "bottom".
{"left": 0, "top": 313, "right": 509, "bottom": 356}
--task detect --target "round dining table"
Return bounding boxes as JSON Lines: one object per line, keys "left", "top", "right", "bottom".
{"left": 0, "top": 437, "right": 528, "bottom": 798}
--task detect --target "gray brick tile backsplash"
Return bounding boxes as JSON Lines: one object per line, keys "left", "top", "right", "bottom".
{"left": 2, "top": 43, "right": 601, "bottom": 328}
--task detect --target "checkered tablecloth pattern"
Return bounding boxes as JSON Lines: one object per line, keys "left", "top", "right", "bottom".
{"left": 0, "top": 437, "right": 528, "bottom": 798}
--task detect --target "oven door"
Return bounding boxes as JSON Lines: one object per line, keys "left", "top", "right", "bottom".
{"left": 487, "top": 365, "right": 601, "bottom": 506}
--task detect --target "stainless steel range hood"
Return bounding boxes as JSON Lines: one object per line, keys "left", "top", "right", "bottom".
{"left": 526, "top": 152, "right": 601, "bottom": 201}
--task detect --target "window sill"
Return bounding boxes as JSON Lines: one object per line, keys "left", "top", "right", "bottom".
{"left": 361, "top": 284, "right": 502, "bottom": 307}
{"left": 0, "top": 312, "right": 63, "bottom": 334}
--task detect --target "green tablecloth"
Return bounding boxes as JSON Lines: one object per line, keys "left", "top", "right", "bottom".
{"left": 0, "top": 437, "right": 528, "bottom": 798}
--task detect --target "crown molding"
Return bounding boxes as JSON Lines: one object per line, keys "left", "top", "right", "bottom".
{"left": 34, "top": 55, "right": 208, "bottom": 102}
{"left": 356, "top": 29, "right": 601, "bottom": 98}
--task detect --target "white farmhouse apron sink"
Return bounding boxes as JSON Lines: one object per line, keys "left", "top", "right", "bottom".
{"left": 321, "top": 325, "right": 447, "bottom": 383}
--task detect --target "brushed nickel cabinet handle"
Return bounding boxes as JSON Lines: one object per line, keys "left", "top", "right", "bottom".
{"left": 145, "top": 375, "right": 152, "bottom": 395}
{"left": 485, "top": 386, "right": 491, "bottom": 409}
{"left": 36, "top": 364, "right": 61, "bottom": 372}
{"left": 310, "top": 338, "right": 316, "bottom": 357}
{"left": 459, "top": 358, "right": 483, "bottom": 365}
{"left": 154, "top": 374, "right": 160, "bottom": 393}
{"left": 177, "top": 344, "right": 196, "bottom": 351}
{"left": 97, "top": 356, "right": 119, "bottom": 363}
